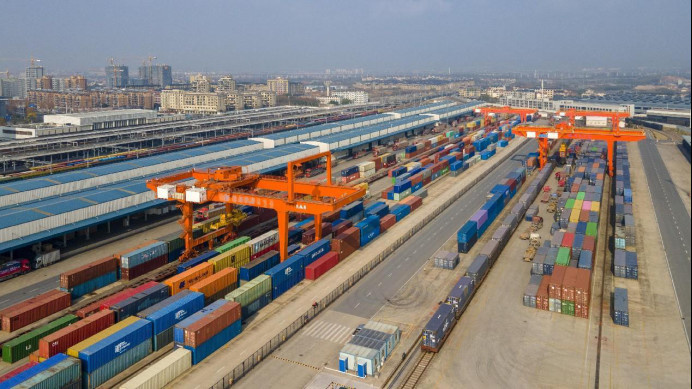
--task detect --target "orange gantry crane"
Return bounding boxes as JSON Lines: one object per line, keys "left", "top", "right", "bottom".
{"left": 146, "top": 151, "right": 365, "bottom": 262}
{"left": 475, "top": 106, "right": 538, "bottom": 123}
{"left": 512, "top": 110, "right": 646, "bottom": 176}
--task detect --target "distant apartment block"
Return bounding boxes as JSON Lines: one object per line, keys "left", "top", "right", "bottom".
{"left": 139, "top": 64, "right": 173, "bottom": 88}
{"left": 267, "top": 77, "right": 290, "bottom": 95}
{"left": 161, "top": 90, "right": 226, "bottom": 114}
{"left": 106, "top": 65, "right": 130, "bottom": 88}
{"left": 332, "top": 91, "right": 369, "bottom": 104}
{"left": 28, "top": 90, "right": 154, "bottom": 112}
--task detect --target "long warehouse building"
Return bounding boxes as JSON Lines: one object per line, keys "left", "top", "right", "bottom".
{"left": 0, "top": 100, "right": 482, "bottom": 257}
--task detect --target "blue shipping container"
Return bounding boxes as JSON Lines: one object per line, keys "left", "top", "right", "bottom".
{"left": 355, "top": 215, "right": 380, "bottom": 247}
{"left": 69, "top": 271, "right": 118, "bottom": 299}
{"left": 0, "top": 353, "right": 71, "bottom": 389}
{"left": 82, "top": 339, "right": 150, "bottom": 389}
{"left": 265, "top": 255, "right": 304, "bottom": 299}
{"left": 242, "top": 291, "right": 272, "bottom": 319}
{"left": 79, "top": 318, "right": 152, "bottom": 373}
{"left": 177, "top": 251, "right": 219, "bottom": 274}
{"left": 137, "top": 290, "right": 205, "bottom": 335}
{"left": 422, "top": 304, "right": 455, "bottom": 350}
{"left": 296, "top": 238, "right": 331, "bottom": 268}
{"left": 389, "top": 204, "right": 410, "bottom": 222}
{"left": 184, "top": 320, "right": 242, "bottom": 365}
{"left": 287, "top": 244, "right": 301, "bottom": 256}
{"left": 120, "top": 242, "right": 168, "bottom": 269}
{"left": 240, "top": 251, "right": 280, "bottom": 281}
{"left": 110, "top": 283, "right": 170, "bottom": 322}
{"left": 340, "top": 201, "right": 364, "bottom": 219}
{"left": 365, "top": 202, "right": 389, "bottom": 219}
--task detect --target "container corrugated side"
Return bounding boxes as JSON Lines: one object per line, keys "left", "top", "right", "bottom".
{"left": 119, "top": 348, "right": 192, "bottom": 389}
{"left": 0, "top": 353, "right": 69, "bottom": 389}
{"left": 183, "top": 301, "right": 241, "bottom": 348}
{"left": 224, "top": 275, "right": 271, "bottom": 308}
{"left": 39, "top": 310, "right": 114, "bottom": 359}
{"left": 8, "top": 355, "right": 81, "bottom": 389}
{"left": 67, "top": 316, "right": 140, "bottom": 358}
{"left": 2, "top": 314, "right": 79, "bottom": 363}
{"left": 173, "top": 300, "right": 227, "bottom": 345}
{"left": 184, "top": 320, "right": 242, "bottom": 365}
{"left": 189, "top": 267, "right": 238, "bottom": 298}
{"left": 164, "top": 262, "right": 213, "bottom": 295}
{"left": 136, "top": 290, "right": 205, "bottom": 335}
{"left": 82, "top": 339, "right": 151, "bottom": 389}
{"left": 78, "top": 318, "right": 152, "bottom": 373}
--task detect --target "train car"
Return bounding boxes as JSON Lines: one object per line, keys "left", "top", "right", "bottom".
{"left": 421, "top": 303, "right": 456, "bottom": 353}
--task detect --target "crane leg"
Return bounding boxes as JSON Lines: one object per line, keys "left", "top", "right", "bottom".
{"left": 181, "top": 202, "right": 194, "bottom": 262}
{"left": 607, "top": 139, "right": 615, "bottom": 177}
{"left": 538, "top": 138, "right": 549, "bottom": 169}
{"left": 278, "top": 211, "right": 289, "bottom": 262}
{"left": 314, "top": 213, "right": 323, "bottom": 242}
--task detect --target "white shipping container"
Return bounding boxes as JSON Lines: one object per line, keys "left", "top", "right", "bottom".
{"left": 34, "top": 249, "right": 61, "bottom": 268}
{"left": 119, "top": 348, "right": 192, "bottom": 389}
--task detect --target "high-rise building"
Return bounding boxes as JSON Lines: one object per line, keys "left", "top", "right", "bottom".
{"left": 65, "top": 75, "right": 87, "bottom": 90}
{"left": 289, "top": 82, "right": 305, "bottom": 96}
{"left": 39, "top": 76, "right": 53, "bottom": 90}
{"left": 267, "top": 77, "right": 289, "bottom": 95}
{"left": 138, "top": 64, "right": 173, "bottom": 88}
{"left": 106, "top": 65, "right": 129, "bottom": 88}
{"left": 0, "top": 78, "right": 27, "bottom": 99}
{"left": 160, "top": 89, "right": 225, "bottom": 114}
{"left": 216, "top": 76, "right": 236, "bottom": 93}
{"left": 190, "top": 74, "right": 211, "bottom": 93}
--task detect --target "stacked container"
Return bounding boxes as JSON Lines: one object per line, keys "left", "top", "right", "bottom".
{"left": 190, "top": 267, "right": 239, "bottom": 305}
{"left": 120, "top": 241, "right": 168, "bottom": 281}
{"left": 433, "top": 251, "right": 459, "bottom": 270}
{"left": 76, "top": 281, "right": 159, "bottom": 318}
{"left": 305, "top": 252, "right": 340, "bottom": 280}
{"left": 2, "top": 314, "right": 79, "bottom": 363}
{"left": 175, "top": 300, "right": 242, "bottom": 364}
{"left": 59, "top": 256, "right": 119, "bottom": 299}
{"left": 0, "top": 289, "right": 71, "bottom": 332}
{"left": 109, "top": 283, "right": 170, "bottom": 322}
{"left": 39, "top": 310, "right": 115, "bottom": 359}
{"left": 177, "top": 251, "right": 219, "bottom": 274}
{"left": 446, "top": 277, "right": 474, "bottom": 318}
{"left": 331, "top": 227, "right": 360, "bottom": 261}
{"left": 0, "top": 354, "right": 81, "bottom": 389}
{"left": 613, "top": 287, "right": 629, "bottom": 326}
{"left": 355, "top": 215, "right": 380, "bottom": 247}
{"left": 225, "top": 275, "right": 272, "bottom": 319}
{"left": 137, "top": 290, "right": 205, "bottom": 351}
{"left": 208, "top": 244, "right": 251, "bottom": 273}
{"left": 120, "top": 348, "right": 192, "bottom": 389}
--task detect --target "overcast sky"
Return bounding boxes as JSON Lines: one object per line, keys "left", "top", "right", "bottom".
{"left": 1, "top": 0, "right": 690, "bottom": 75}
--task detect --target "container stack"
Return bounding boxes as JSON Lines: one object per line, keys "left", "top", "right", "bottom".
{"left": 357, "top": 161, "right": 376, "bottom": 179}
{"left": 331, "top": 227, "right": 361, "bottom": 261}
{"left": 0, "top": 289, "right": 71, "bottom": 332}
{"left": 38, "top": 310, "right": 115, "bottom": 360}
{"left": 174, "top": 300, "right": 242, "bottom": 365}
{"left": 0, "top": 353, "right": 81, "bottom": 388}
{"left": 613, "top": 287, "right": 629, "bottom": 327}
{"left": 2, "top": 314, "right": 79, "bottom": 363}
{"left": 120, "top": 348, "right": 192, "bottom": 389}
{"left": 59, "top": 256, "right": 119, "bottom": 299}
{"left": 137, "top": 290, "right": 205, "bottom": 351}
{"left": 613, "top": 143, "right": 638, "bottom": 279}
{"left": 109, "top": 283, "right": 170, "bottom": 322}
{"left": 190, "top": 267, "right": 239, "bottom": 305}
{"left": 433, "top": 250, "right": 459, "bottom": 270}
{"left": 165, "top": 262, "right": 214, "bottom": 295}
{"left": 225, "top": 275, "right": 272, "bottom": 319}
{"left": 76, "top": 281, "right": 160, "bottom": 318}
{"left": 119, "top": 241, "right": 169, "bottom": 281}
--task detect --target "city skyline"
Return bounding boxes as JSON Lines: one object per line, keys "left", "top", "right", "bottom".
{"left": 0, "top": 0, "right": 690, "bottom": 75}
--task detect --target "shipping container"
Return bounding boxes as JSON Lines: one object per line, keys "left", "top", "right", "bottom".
{"left": 39, "top": 310, "right": 114, "bottom": 359}
{"left": 190, "top": 267, "right": 238, "bottom": 302}
{"left": 185, "top": 320, "right": 242, "bottom": 365}
{"left": 457, "top": 220, "right": 478, "bottom": 253}
{"left": 225, "top": 275, "right": 272, "bottom": 319}
{"left": 331, "top": 227, "right": 360, "bottom": 261}
{"left": 613, "top": 287, "right": 629, "bottom": 326}
{"left": 466, "top": 255, "right": 489, "bottom": 285}
{"left": 181, "top": 301, "right": 241, "bottom": 348}
{"left": 265, "top": 255, "right": 304, "bottom": 299}
{"left": 120, "top": 242, "right": 168, "bottom": 269}
{"left": 305, "top": 252, "right": 340, "bottom": 280}
{"left": 215, "top": 236, "right": 251, "bottom": 254}
{"left": 119, "top": 348, "right": 191, "bottom": 389}
{"left": 109, "top": 283, "right": 170, "bottom": 322}
{"left": 421, "top": 304, "right": 455, "bottom": 352}
{"left": 67, "top": 316, "right": 140, "bottom": 358}
{"left": 165, "top": 262, "right": 214, "bottom": 295}
{"left": 60, "top": 256, "right": 119, "bottom": 289}
{"left": 65, "top": 271, "right": 118, "bottom": 299}
{"left": 121, "top": 255, "right": 167, "bottom": 281}
{"left": 355, "top": 215, "right": 380, "bottom": 247}
{"left": 446, "top": 277, "right": 474, "bottom": 318}
{"left": 209, "top": 244, "right": 251, "bottom": 273}
{"left": 0, "top": 290, "right": 71, "bottom": 332}
{"left": 1, "top": 353, "right": 80, "bottom": 389}
{"left": 295, "top": 238, "right": 331, "bottom": 268}
{"left": 78, "top": 317, "right": 152, "bottom": 373}
{"left": 177, "top": 251, "right": 219, "bottom": 274}
{"left": 2, "top": 314, "right": 78, "bottom": 363}
{"left": 0, "top": 361, "right": 38, "bottom": 383}
{"left": 82, "top": 338, "right": 151, "bottom": 389}
{"left": 137, "top": 290, "right": 204, "bottom": 350}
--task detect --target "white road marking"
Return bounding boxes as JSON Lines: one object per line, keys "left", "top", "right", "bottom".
{"left": 366, "top": 291, "right": 371, "bottom": 297}
{"left": 216, "top": 368, "right": 225, "bottom": 374}
{"left": 354, "top": 302, "right": 360, "bottom": 309}
{"left": 387, "top": 272, "right": 392, "bottom": 277}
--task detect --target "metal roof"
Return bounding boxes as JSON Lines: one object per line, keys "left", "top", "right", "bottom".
{"left": 394, "top": 100, "right": 455, "bottom": 115}
{"left": 311, "top": 116, "right": 434, "bottom": 145}
{"left": 0, "top": 143, "right": 317, "bottom": 231}
{"left": 261, "top": 114, "right": 393, "bottom": 140}
{"left": 427, "top": 101, "right": 481, "bottom": 116}
{"left": 0, "top": 140, "right": 259, "bottom": 197}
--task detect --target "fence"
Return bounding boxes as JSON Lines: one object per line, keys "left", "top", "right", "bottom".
{"left": 209, "top": 139, "right": 530, "bottom": 388}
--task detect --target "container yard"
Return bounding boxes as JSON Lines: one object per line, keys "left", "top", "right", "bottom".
{"left": 0, "top": 101, "right": 689, "bottom": 389}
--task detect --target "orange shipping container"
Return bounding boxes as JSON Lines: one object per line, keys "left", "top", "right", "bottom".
{"left": 189, "top": 267, "right": 238, "bottom": 298}
{"left": 165, "top": 262, "right": 214, "bottom": 295}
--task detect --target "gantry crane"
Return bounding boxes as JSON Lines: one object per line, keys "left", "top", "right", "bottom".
{"left": 512, "top": 110, "right": 645, "bottom": 176}
{"left": 146, "top": 151, "right": 366, "bottom": 262}
{"left": 475, "top": 106, "right": 538, "bottom": 123}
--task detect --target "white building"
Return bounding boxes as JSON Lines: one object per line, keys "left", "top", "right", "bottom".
{"left": 43, "top": 109, "right": 158, "bottom": 130}
{"left": 332, "top": 91, "right": 369, "bottom": 104}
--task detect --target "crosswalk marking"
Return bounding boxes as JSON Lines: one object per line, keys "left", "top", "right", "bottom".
{"left": 303, "top": 319, "right": 354, "bottom": 343}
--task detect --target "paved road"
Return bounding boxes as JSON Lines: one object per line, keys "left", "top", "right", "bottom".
{"left": 333, "top": 140, "right": 537, "bottom": 318}
{"left": 0, "top": 277, "right": 59, "bottom": 310}
{"left": 639, "top": 139, "right": 691, "bottom": 348}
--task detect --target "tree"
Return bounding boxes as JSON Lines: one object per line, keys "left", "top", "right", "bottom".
{"left": 478, "top": 94, "right": 499, "bottom": 103}
{"left": 0, "top": 117, "right": 6, "bottom": 126}
{"left": 340, "top": 98, "right": 352, "bottom": 105}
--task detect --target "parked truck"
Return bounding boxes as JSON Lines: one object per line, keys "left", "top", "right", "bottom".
{"left": 0, "top": 259, "right": 31, "bottom": 281}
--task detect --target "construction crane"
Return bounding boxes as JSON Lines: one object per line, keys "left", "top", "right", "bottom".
{"left": 475, "top": 106, "right": 538, "bottom": 122}
{"left": 146, "top": 151, "right": 366, "bottom": 262}
{"left": 512, "top": 110, "right": 645, "bottom": 176}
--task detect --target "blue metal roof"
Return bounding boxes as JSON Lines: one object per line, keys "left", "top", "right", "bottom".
{"left": 261, "top": 114, "right": 393, "bottom": 140}
{"left": 0, "top": 140, "right": 259, "bottom": 196}
{"left": 0, "top": 143, "right": 318, "bottom": 232}
{"left": 427, "top": 101, "right": 481, "bottom": 116}
{"left": 395, "top": 100, "right": 454, "bottom": 115}
{"left": 311, "top": 116, "right": 437, "bottom": 151}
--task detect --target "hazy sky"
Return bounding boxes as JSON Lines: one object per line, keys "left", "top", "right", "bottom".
{"left": 1, "top": 0, "right": 690, "bottom": 75}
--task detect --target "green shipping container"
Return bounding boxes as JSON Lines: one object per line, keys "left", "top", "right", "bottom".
{"left": 561, "top": 300, "right": 575, "bottom": 316}
{"left": 2, "top": 314, "right": 79, "bottom": 363}
{"left": 586, "top": 222, "right": 598, "bottom": 237}
{"left": 225, "top": 274, "right": 271, "bottom": 308}
{"left": 216, "top": 236, "right": 251, "bottom": 254}
{"left": 556, "top": 247, "right": 571, "bottom": 266}
{"left": 565, "top": 199, "right": 575, "bottom": 209}
{"left": 576, "top": 192, "right": 585, "bottom": 200}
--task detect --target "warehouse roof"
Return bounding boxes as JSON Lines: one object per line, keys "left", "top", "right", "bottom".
{"left": 261, "top": 114, "right": 393, "bottom": 140}
{"left": 0, "top": 140, "right": 260, "bottom": 198}
{"left": 0, "top": 143, "right": 317, "bottom": 232}
{"left": 311, "top": 116, "right": 435, "bottom": 145}
{"left": 394, "top": 100, "right": 456, "bottom": 115}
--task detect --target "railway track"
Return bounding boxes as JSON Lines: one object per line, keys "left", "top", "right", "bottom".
{"left": 399, "top": 351, "right": 434, "bottom": 389}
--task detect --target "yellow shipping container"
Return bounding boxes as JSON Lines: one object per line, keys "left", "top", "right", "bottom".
{"left": 590, "top": 201, "right": 600, "bottom": 213}
{"left": 190, "top": 267, "right": 238, "bottom": 298}
{"left": 67, "top": 317, "right": 141, "bottom": 357}
{"left": 209, "top": 244, "right": 251, "bottom": 273}
{"left": 569, "top": 208, "right": 581, "bottom": 223}
{"left": 165, "top": 262, "right": 214, "bottom": 295}
{"left": 466, "top": 122, "right": 475, "bottom": 128}
{"left": 573, "top": 200, "right": 583, "bottom": 210}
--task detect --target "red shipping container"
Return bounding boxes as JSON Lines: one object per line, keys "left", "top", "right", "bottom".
{"left": 583, "top": 236, "right": 596, "bottom": 253}
{"left": 236, "top": 214, "right": 260, "bottom": 234}
{"left": 38, "top": 309, "right": 114, "bottom": 358}
{"left": 332, "top": 220, "right": 353, "bottom": 237}
{"left": 423, "top": 177, "right": 431, "bottom": 186}
{"left": 373, "top": 158, "right": 383, "bottom": 171}
{"left": 561, "top": 232, "right": 575, "bottom": 249}
{"left": 381, "top": 190, "right": 390, "bottom": 200}
{"left": 575, "top": 303, "right": 590, "bottom": 319}
{"left": 301, "top": 221, "right": 315, "bottom": 232}
{"left": 73, "top": 281, "right": 159, "bottom": 318}
{"left": 0, "top": 361, "right": 38, "bottom": 381}
{"left": 184, "top": 301, "right": 241, "bottom": 348}
{"left": 409, "top": 173, "right": 423, "bottom": 185}
{"left": 0, "top": 290, "right": 71, "bottom": 332}
{"left": 536, "top": 276, "right": 550, "bottom": 311}
{"left": 75, "top": 302, "right": 102, "bottom": 319}
{"left": 305, "top": 252, "right": 339, "bottom": 280}
{"left": 60, "top": 256, "right": 119, "bottom": 289}
{"left": 322, "top": 210, "right": 340, "bottom": 223}
{"left": 548, "top": 266, "right": 567, "bottom": 300}
{"left": 561, "top": 267, "right": 579, "bottom": 302}
{"left": 331, "top": 227, "right": 360, "bottom": 261}
{"left": 574, "top": 268, "right": 592, "bottom": 306}
{"left": 379, "top": 214, "right": 396, "bottom": 232}
{"left": 401, "top": 196, "right": 422, "bottom": 212}
{"left": 120, "top": 255, "right": 168, "bottom": 281}
{"left": 579, "top": 210, "right": 590, "bottom": 222}
{"left": 420, "top": 157, "right": 431, "bottom": 166}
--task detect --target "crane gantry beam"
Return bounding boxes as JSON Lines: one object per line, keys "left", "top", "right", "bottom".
{"left": 475, "top": 106, "right": 538, "bottom": 123}
{"left": 146, "top": 151, "right": 365, "bottom": 262}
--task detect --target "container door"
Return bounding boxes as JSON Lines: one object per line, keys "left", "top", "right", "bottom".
{"left": 339, "top": 356, "right": 348, "bottom": 372}
{"left": 357, "top": 362, "right": 367, "bottom": 378}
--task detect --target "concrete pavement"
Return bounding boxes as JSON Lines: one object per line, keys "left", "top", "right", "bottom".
{"left": 638, "top": 139, "right": 691, "bottom": 347}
